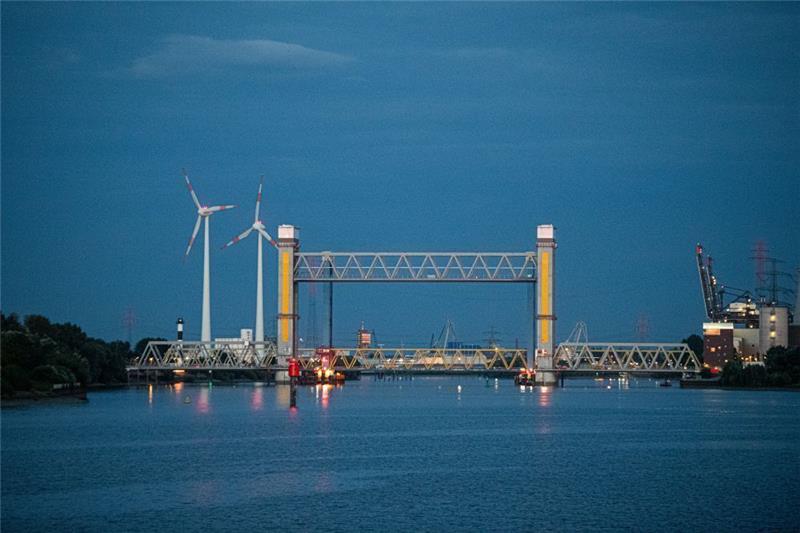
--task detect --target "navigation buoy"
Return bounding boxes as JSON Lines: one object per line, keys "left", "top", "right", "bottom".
{"left": 183, "top": 396, "right": 192, "bottom": 404}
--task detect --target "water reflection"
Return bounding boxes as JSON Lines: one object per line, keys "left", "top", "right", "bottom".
{"left": 276, "top": 383, "right": 290, "bottom": 407}
{"left": 197, "top": 387, "right": 210, "bottom": 414}
{"left": 250, "top": 386, "right": 263, "bottom": 411}
{"left": 538, "top": 386, "right": 552, "bottom": 407}
{"left": 315, "top": 384, "right": 332, "bottom": 409}
{"left": 147, "top": 383, "right": 153, "bottom": 405}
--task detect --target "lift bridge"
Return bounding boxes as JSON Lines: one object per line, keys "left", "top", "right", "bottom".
{"left": 130, "top": 225, "right": 701, "bottom": 383}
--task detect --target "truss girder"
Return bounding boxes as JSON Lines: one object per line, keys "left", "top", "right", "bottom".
{"left": 293, "top": 252, "right": 537, "bottom": 282}
{"left": 129, "top": 341, "right": 278, "bottom": 370}
{"left": 128, "top": 341, "right": 701, "bottom": 374}
{"left": 553, "top": 343, "right": 701, "bottom": 373}
{"left": 296, "top": 348, "right": 529, "bottom": 371}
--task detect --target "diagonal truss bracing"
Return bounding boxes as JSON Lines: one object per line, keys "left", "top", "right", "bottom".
{"left": 295, "top": 347, "right": 529, "bottom": 371}
{"left": 128, "top": 342, "right": 701, "bottom": 374}
{"left": 294, "top": 252, "right": 537, "bottom": 282}
{"left": 553, "top": 343, "right": 701, "bottom": 373}
{"left": 130, "top": 341, "right": 277, "bottom": 370}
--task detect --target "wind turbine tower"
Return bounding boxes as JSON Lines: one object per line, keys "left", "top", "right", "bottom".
{"left": 183, "top": 170, "right": 236, "bottom": 342}
{"left": 222, "top": 176, "right": 277, "bottom": 346}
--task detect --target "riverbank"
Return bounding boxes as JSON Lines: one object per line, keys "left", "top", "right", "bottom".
{"left": 681, "top": 378, "right": 800, "bottom": 391}
{"left": 1, "top": 389, "right": 88, "bottom": 407}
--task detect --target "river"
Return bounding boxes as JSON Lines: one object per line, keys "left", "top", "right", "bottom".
{"left": 2, "top": 377, "right": 799, "bottom": 531}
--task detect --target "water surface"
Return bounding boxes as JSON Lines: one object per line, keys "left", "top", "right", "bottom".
{"left": 2, "top": 377, "right": 799, "bottom": 531}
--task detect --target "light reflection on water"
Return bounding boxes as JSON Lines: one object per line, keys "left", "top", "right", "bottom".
{"left": 538, "top": 386, "right": 552, "bottom": 407}
{"left": 250, "top": 386, "right": 263, "bottom": 411}
{"left": 2, "top": 377, "right": 799, "bottom": 531}
{"left": 196, "top": 387, "right": 210, "bottom": 414}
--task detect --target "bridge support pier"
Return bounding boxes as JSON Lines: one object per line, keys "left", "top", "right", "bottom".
{"left": 534, "top": 352, "right": 558, "bottom": 386}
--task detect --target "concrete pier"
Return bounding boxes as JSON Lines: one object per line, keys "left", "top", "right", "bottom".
{"left": 535, "top": 353, "right": 558, "bottom": 385}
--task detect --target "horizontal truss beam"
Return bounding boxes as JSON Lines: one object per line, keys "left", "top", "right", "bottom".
{"left": 129, "top": 341, "right": 277, "bottom": 371}
{"left": 553, "top": 343, "right": 701, "bottom": 373}
{"left": 128, "top": 342, "right": 701, "bottom": 374}
{"left": 294, "top": 252, "right": 536, "bottom": 282}
{"left": 296, "top": 347, "right": 529, "bottom": 371}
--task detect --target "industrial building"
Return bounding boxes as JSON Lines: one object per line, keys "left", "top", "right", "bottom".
{"left": 697, "top": 244, "right": 799, "bottom": 369}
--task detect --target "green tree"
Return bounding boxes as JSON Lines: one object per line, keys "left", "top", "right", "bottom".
{"left": 134, "top": 337, "right": 166, "bottom": 356}
{"left": 682, "top": 334, "right": 704, "bottom": 364}
{"left": 721, "top": 359, "right": 744, "bottom": 386}
{"left": 24, "top": 314, "right": 54, "bottom": 339}
{"left": 1, "top": 312, "right": 24, "bottom": 332}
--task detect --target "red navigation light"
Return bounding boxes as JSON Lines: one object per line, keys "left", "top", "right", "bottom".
{"left": 288, "top": 359, "right": 300, "bottom": 378}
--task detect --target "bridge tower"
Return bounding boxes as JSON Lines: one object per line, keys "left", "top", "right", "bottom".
{"left": 535, "top": 224, "right": 557, "bottom": 385}
{"left": 277, "top": 224, "right": 299, "bottom": 360}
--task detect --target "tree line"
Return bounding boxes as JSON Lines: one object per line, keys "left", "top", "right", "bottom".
{"left": 721, "top": 346, "right": 800, "bottom": 387}
{"left": 1, "top": 312, "right": 163, "bottom": 397}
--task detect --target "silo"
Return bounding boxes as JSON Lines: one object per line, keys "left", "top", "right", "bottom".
{"left": 758, "top": 305, "right": 789, "bottom": 354}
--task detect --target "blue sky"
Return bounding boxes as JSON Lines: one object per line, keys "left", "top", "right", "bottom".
{"left": 2, "top": 3, "right": 798, "bottom": 347}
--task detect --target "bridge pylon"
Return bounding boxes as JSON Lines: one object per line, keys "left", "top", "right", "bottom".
{"left": 535, "top": 224, "right": 557, "bottom": 384}
{"left": 277, "top": 224, "right": 299, "bottom": 361}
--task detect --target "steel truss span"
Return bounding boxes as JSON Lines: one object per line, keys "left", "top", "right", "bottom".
{"left": 553, "top": 343, "right": 702, "bottom": 373}
{"left": 127, "top": 341, "right": 700, "bottom": 374}
{"left": 296, "top": 347, "right": 529, "bottom": 371}
{"left": 131, "top": 341, "right": 277, "bottom": 370}
{"left": 294, "top": 252, "right": 537, "bottom": 282}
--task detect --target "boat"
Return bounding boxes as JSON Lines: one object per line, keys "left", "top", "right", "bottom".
{"left": 515, "top": 369, "right": 536, "bottom": 386}
{"left": 659, "top": 380, "right": 672, "bottom": 387}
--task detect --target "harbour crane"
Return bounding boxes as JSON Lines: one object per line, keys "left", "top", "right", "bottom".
{"left": 695, "top": 243, "right": 758, "bottom": 327}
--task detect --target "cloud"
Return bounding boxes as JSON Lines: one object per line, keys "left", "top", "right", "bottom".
{"left": 123, "top": 35, "right": 354, "bottom": 78}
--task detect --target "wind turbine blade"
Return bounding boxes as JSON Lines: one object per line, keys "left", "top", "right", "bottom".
{"left": 222, "top": 227, "right": 253, "bottom": 249}
{"left": 207, "top": 204, "right": 236, "bottom": 213}
{"left": 257, "top": 227, "right": 278, "bottom": 248}
{"left": 182, "top": 169, "right": 201, "bottom": 209}
{"left": 185, "top": 215, "right": 202, "bottom": 256}
{"left": 254, "top": 175, "right": 264, "bottom": 223}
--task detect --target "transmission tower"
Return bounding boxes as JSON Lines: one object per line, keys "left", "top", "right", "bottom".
{"left": 483, "top": 325, "right": 502, "bottom": 348}
{"left": 752, "top": 240, "right": 768, "bottom": 290}
{"left": 634, "top": 313, "right": 650, "bottom": 342}
{"left": 122, "top": 307, "right": 137, "bottom": 346}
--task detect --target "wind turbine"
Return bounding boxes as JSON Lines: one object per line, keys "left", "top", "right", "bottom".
{"left": 222, "top": 176, "right": 277, "bottom": 347}
{"left": 183, "top": 169, "right": 236, "bottom": 343}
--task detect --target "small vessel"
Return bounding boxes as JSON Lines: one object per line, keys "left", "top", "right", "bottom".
{"left": 659, "top": 380, "right": 672, "bottom": 388}
{"left": 515, "top": 369, "right": 535, "bottom": 386}
{"left": 183, "top": 396, "right": 192, "bottom": 404}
